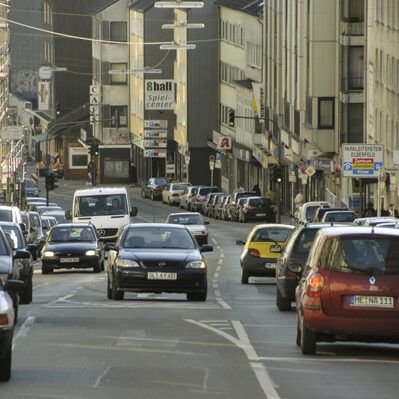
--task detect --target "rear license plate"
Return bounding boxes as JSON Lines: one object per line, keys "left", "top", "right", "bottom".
{"left": 147, "top": 272, "right": 177, "bottom": 280}
{"left": 350, "top": 295, "right": 394, "bottom": 308}
{"left": 265, "top": 263, "right": 275, "bottom": 269}
{"left": 256, "top": 213, "right": 266, "bottom": 216}
{"left": 60, "top": 258, "right": 79, "bottom": 263}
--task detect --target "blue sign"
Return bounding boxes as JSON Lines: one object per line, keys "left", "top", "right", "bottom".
{"left": 216, "top": 153, "right": 222, "bottom": 160}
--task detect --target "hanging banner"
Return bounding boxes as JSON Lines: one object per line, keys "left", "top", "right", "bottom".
{"left": 38, "top": 81, "right": 50, "bottom": 110}
{"left": 252, "top": 82, "right": 264, "bottom": 119}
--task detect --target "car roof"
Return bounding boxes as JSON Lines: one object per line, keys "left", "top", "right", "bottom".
{"left": 319, "top": 226, "right": 399, "bottom": 237}
{"left": 0, "top": 221, "right": 20, "bottom": 227}
{"left": 127, "top": 223, "right": 187, "bottom": 230}
{"left": 53, "top": 223, "right": 94, "bottom": 228}
{"left": 322, "top": 210, "right": 355, "bottom": 214}
{"left": 168, "top": 212, "right": 201, "bottom": 217}
{"left": 73, "top": 187, "right": 128, "bottom": 196}
{"left": 252, "top": 223, "right": 294, "bottom": 230}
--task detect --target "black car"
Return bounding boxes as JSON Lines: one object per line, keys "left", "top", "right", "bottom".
{"left": 227, "top": 191, "right": 256, "bottom": 221}
{"left": 0, "top": 222, "right": 36, "bottom": 304}
{"left": 238, "top": 197, "right": 276, "bottom": 223}
{"left": 275, "top": 223, "right": 346, "bottom": 311}
{"left": 105, "top": 223, "right": 213, "bottom": 301}
{"left": 0, "top": 227, "right": 30, "bottom": 321}
{"left": 141, "top": 177, "right": 168, "bottom": 200}
{"left": 41, "top": 224, "right": 105, "bottom": 274}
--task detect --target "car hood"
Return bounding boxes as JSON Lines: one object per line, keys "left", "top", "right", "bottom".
{"left": 45, "top": 242, "right": 97, "bottom": 252}
{"left": 0, "top": 255, "right": 12, "bottom": 274}
{"left": 121, "top": 248, "right": 201, "bottom": 262}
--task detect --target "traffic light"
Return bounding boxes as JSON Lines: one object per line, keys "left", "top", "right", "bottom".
{"left": 45, "top": 173, "right": 57, "bottom": 191}
{"left": 228, "top": 109, "right": 235, "bottom": 128}
{"left": 90, "top": 143, "right": 99, "bottom": 156}
{"left": 274, "top": 166, "right": 283, "bottom": 183}
{"left": 55, "top": 102, "right": 61, "bottom": 117}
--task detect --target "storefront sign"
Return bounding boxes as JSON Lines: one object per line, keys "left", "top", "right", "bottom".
{"left": 144, "top": 130, "right": 167, "bottom": 138}
{"left": 144, "top": 149, "right": 167, "bottom": 158}
{"left": 144, "top": 120, "right": 168, "bottom": 129}
{"left": 144, "top": 140, "right": 167, "bottom": 148}
{"left": 213, "top": 130, "right": 231, "bottom": 150}
{"left": 145, "top": 80, "right": 174, "bottom": 110}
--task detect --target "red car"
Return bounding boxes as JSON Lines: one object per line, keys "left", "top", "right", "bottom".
{"left": 295, "top": 226, "right": 399, "bottom": 355}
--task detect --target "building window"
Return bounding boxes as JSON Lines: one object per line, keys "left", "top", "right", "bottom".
{"left": 111, "top": 106, "right": 128, "bottom": 127}
{"left": 318, "top": 98, "right": 334, "bottom": 129}
{"left": 110, "top": 63, "right": 127, "bottom": 84}
{"left": 69, "top": 147, "right": 88, "bottom": 170}
{"left": 110, "top": 22, "right": 127, "bottom": 42}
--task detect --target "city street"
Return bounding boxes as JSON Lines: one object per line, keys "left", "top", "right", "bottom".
{"left": 2, "top": 176, "right": 399, "bottom": 398}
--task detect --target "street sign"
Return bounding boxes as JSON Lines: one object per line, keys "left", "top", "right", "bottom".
{"left": 216, "top": 153, "right": 222, "bottom": 160}
{"left": 209, "top": 155, "right": 215, "bottom": 162}
{"left": 305, "top": 167, "right": 316, "bottom": 177}
{"left": 215, "top": 160, "right": 221, "bottom": 169}
{"left": 185, "top": 150, "right": 190, "bottom": 157}
{"left": 288, "top": 175, "right": 297, "bottom": 183}
{"left": 209, "top": 161, "right": 215, "bottom": 170}
{"left": 143, "top": 139, "right": 167, "bottom": 148}
{"left": 30, "top": 173, "right": 39, "bottom": 184}
{"left": 166, "top": 164, "right": 175, "bottom": 174}
{"left": 144, "top": 149, "right": 167, "bottom": 158}
{"left": 144, "top": 130, "right": 167, "bottom": 138}
{"left": 342, "top": 143, "right": 383, "bottom": 178}
{"left": 144, "top": 120, "right": 168, "bottom": 129}
{"left": 2, "top": 126, "right": 23, "bottom": 141}
{"left": 289, "top": 162, "right": 295, "bottom": 172}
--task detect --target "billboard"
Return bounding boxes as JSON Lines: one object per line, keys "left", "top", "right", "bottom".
{"left": 342, "top": 143, "right": 383, "bottom": 177}
{"left": 145, "top": 80, "right": 174, "bottom": 110}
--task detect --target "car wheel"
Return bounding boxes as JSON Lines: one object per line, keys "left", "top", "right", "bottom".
{"left": 93, "top": 262, "right": 101, "bottom": 273}
{"left": 107, "top": 275, "right": 112, "bottom": 299}
{"left": 111, "top": 276, "right": 124, "bottom": 300}
{"left": 42, "top": 265, "right": 52, "bottom": 274}
{"left": 151, "top": 192, "right": 155, "bottom": 201}
{"left": 296, "top": 315, "right": 301, "bottom": 346}
{"left": 241, "top": 270, "right": 249, "bottom": 284}
{"left": 141, "top": 190, "right": 146, "bottom": 199}
{"left": 19, "top": 278, "right": 33, "bottom": 304}
{"left": 301, "top": 317, "right": 316, "bottom": 355}
{"left": 0, "top": 343, "right": 11, "bottom": 381}
{"left": 277, "top": 289, "right": 291, "bottom": 311}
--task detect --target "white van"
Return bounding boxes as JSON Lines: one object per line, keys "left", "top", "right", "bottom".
{"left": 65, "top": 187, "right": 138, "bottom": 242}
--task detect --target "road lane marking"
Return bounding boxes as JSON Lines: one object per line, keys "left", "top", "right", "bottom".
{"left": 218, "top": 258, "right": 223, "bottom": 265}
{"left": 93, "top": 365, "right": 111, "bottom": 388}
{"left": 13, "top": 316, "right": 36, "bottom": 349}
{"left": 185, "top": 319, "right": 281, "bottom": 399}
{"left": 211, "top": 238, "right": 217, "bottom": 244}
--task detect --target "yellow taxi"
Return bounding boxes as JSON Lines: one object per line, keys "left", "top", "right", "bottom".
{"left": 236, "top": 224, "right": 294, "bottom": 284}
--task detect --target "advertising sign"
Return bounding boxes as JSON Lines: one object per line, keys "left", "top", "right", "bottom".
{"left": 213, "top": 130, "right": 231, "bottom": 150}
{"left": 2, "top": 126, "right": 23, "bottom": 141}
{"left": 342, "top": 144, "right": 383, "bottom": 177}
{"left": 144, "top": 130, "right": 167, "bottom": 138}
{"left": 38, "top": 81, "right": 50, "bottom": 110}
{"left": 252, "top": 82, "right": 264, "bottom": 119}
{"left": 144, "top": 140, "right": 167, "bottom": 148}
{"left": 144, "top": 149, "right": 167, "bottom": 158}
{"left": 145, "top": 80, "right": 174, "bottom": 110}
{"left": 144, "top": 120, "right": 168, "bottom": 129}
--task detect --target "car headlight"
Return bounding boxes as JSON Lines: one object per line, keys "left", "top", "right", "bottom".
{"left": 186, "top": 260, "right": 206, "bottom": 269}
{"left": 85, "top": 250, "right": 96, "bottom": 256}
{"left": 193, "top": 231, "right": 206, "bottom": 235}
{"left": 116, "top": 259, "right": 139, "bottom": 268}
{"left": 44, "top": 251, "right": 55, "bottom": 258}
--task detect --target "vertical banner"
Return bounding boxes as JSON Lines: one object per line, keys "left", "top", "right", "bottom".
{"left": 38, "top": 81, "right": 50, "bottom": 110}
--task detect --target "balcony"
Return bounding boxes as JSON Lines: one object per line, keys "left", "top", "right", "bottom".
{"left": 341, "top": 20, "right": 364, "bottom": 36}
{"left": 341, "top": 76, "right": 363, "bottom": 92}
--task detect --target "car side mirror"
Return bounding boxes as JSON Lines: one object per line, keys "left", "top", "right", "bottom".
{"left": 235, "top": 240, "right": 245, "bottom": 245}
{"left": 26, "top": 244, "right": 38, "bottom": 255}
{"left": 130, "top": 206, "right": 138, "bottom": 217}
{"left": 105, "top": 243, "right": 118, "bottom": 252}
{"left": 65, "top": 209, "right": 72, "bottom": 220}
{"left": 288, "top": 263, "right": 302, "bottom": 275}
{"left": 200, "top": 244, "right": 213, "bottom": 253}
{"left": 270, "top": 245, "right": 282, "bottom": 253}
{"left": 4, "top": 279, "right": 24, "bottom": 293}
{"left": 204, "top": 221, "right": 209, "bottom": 225}
{"left": 19, "top": 223, "right": 26, "bottom": 232}
{"left": 14, "top": 249, "right": 31, "bottom": 259}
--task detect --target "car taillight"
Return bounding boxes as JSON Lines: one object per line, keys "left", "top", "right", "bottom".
{"left": 196, "top": 195, "right": 201, "bottom": 202}
{"left": 307, "top": 273, "right": 325, "bottom": 297}
{"left": 245, "top": 205, "right": 252, "bottom": 210}
{"left": 155, "top": 186, "right": 161, "bottom": 191}
{"left": 249, "top": 248, "right": 260, "bottom": 257}
{"left": 188, "top": 194, "right": 192, "bottom": 198}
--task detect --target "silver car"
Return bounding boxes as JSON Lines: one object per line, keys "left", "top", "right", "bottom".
{"left": 166, "top": 212, "right": 209, "bottom": 245}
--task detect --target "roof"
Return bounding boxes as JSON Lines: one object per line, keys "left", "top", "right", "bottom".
{"left": 129, "top": 0, "right": 156, "bottom": 12}
{"left": 128, "top": 223, "right": 187, "bottom": 230}
{"left": 85, "top": 0, "right": 120, "bottom": 15}
{"left": 320, "top": 226, "right": 399, "bottom": 237}
{"left": 74, "top": 187, "right": 128, "bottom": 196}
{"left": 215, "top": 0, "right": 263, "bottom": 17}
{"left": 252, "top": 224, "right": 294, "bottom": 230}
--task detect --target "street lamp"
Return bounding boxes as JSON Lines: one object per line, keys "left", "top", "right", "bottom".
{"left": 155, "top": 1, "right": 204, "bottom": 8}
{"left": 162, "top": 22, "right": 204, "bottom": 29}
{"left": 108, "top": 69, "right": 162, "bottom": 74}
{"left": 160, "top": 42, "right": 196, "bottom": 50}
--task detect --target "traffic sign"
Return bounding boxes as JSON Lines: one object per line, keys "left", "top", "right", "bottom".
{"left": 30, "top": 173, "right": 39, "bottom": 184}
{"left": 185, "top": 150, "right": 190, "bottom": 157}
{"left": 209, "top": 155, "right": 215, "bottom": 162}
{"left": 209, "top": 162, "right": 214, "bottom": 170}
{"left": 305, "top": 167, "right": 316, "bottom": 177}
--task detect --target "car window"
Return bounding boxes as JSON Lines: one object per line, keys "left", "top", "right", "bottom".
{"left": 305, "top": 206, "right": 321, "bottom": 220}
{"left": 0, "top": 209, "right": 12, "bottom": 222}
{"left": 0, "top": 231, "right": 11, "bottom": 255}
{"left": 319, "top": 235, "right": 399, "bottom": 275}
{"left": 249, "top": 198, "right": 270, "bottom": 207}
{"left": 252, "top": 228, "right": 292, "bottom": 243}
{"left": 292, "top": 228, "right": 319, "bottom": 255}
{"left": 168, "top": 214, "right": 203, "bottom": 225}
{"left": 74, "top": 194, "right": 128, "bottom": 217}
{"left": 324, "top": 212, "right": 356, "bottom": 222}
{"left": 31, "top": 213, "right": 41, "bottom": 228}
{"left": 172, "top": 184, "right": 187, "bottom": 190}
{"left": 2, "top": 226, "right": 24, "bottom": 250}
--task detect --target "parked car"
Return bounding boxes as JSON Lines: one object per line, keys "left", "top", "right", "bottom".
{"left": 162, "top": 182, "right": 191, "bottom": 205}
{"left": 231, "top": 197, "right": 249, "bottom": 222}
{"left": 0, "top": 278, "right": 24, "bottom": 381}
{"left": 41, "top": 215, "right": 58, "bottom": 238}
{"left": 295, "top": 226, "right": 399, "bottom": 355}
{"left": 141, "top": 177, "right": 168, "bottom": 200}
{"left": 202, "top": 192, "right": 225, "bottom": 217}
{"left": 36, "top": 205, "right": 64, "bottom": 215}
{"left": 42, "top": 210, "right": 68, "bottom": 225}
{"left": 293, "top": 201, "right": 331, "bottom": 225}
{"left": 0, "top": 206, "right": 23, "bottom": 225}
{"left": 26, "top": 197, "right": 47, "bottom": 204}
{"left": 41, "top": 223, "right": 105, "bottom": 274}
{"left": 189, "top": 186, "right": 220, "bottom": 212}
{"left": 236, "top": 224, "right": 294, "bottom": 284}
{"left": 29, "top": 210, "right": 46, "bottom": 252}
{"left": 0, "top": 222, "right": 36, "bottom": 304}
{"left": 220, "top": 195, "right": 232, "bottom": 220}
{"left": 319, "top": 210, "right": 357, "bottom": 223}
{"left": 24, "top": 177, "right": 40, "bottom": 197}
{"left": 313, "top": 207, "right": 348, "bottom": 222}
{"left": 105, "top": 223, "right": 213, "bottom": 301}
{"left": 228, "top": 191, "right": 256, "bottom": 221}
{"left": 20, "top": 211, "right": 39, "bottom": 258}
{"left": 179, "top": 185, "right": 199, "bottom": 209}
{"left": 354, "top": 216, "right": 398, "bottom": 226}
{"left": 238, "top": 197, "right": 276, "bottom": 223}
{"left": 166, "top": 212, "right": 209, "bottom": 245}
{"left": 275, "top": 223, "right": 347, "bottom": 311}
{"left": 212, "top": 195, "right": 227, "bottom": 220}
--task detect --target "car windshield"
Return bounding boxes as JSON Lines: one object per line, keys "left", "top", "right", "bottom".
{"left": 324, "top": 212, "right": 356, "bottom": 222}
{"left": 252, "top": 228, "right": 292, "bottom": 243}
{"left": 293, "top": 228, "right": 319, "bottom": 255}
{"left": 249, "top": 198, "right": 270, "bottom": 206}
{"left": 2, "top": 226, "right": 23, "bottom": 250}
{"left": 50, "top": 226, "right": 95, "bottom": 242}
{"left": 0, "top": 232, "right": 10, "bottom": 255}
{"left": 171, "top": 184, "right": 188, "bottom": 190}
{"left": 321, "top": 235, "right": 399, "bottom": 275}
{"left": 123, "top": 226, "right": 195, "bottom": 249}
{"left": 153, "top": 178, "right": 167, "bottom": 186}
{"left": 306, "top": 206, "right": 321, "bottom": 220}
{"left": 44, "top": 213, "right": 67, "bottom": 223}
{"left": 168, "top": 214, "right": 204, "bottom": 225}
{"left": 26, "top": 179, "right": 35, "bottom": 188}
{"left": 37, "top": 206, "right": 62, "bottom": 215}
{"left": 74, "top": 194, "right": 128, "bottom": 217}
{"left": 0, "top": 209, "right": 12, "bottom": 222}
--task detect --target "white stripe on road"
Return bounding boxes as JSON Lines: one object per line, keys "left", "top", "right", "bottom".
{"left": 93, "top": 365, "right": 111, "bottom": 388}
{"left": 13, "top": 316, "right": 36, "bottom": 349}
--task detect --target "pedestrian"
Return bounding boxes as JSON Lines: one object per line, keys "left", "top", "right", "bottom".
{"left": 129, "top": 162, "right": 137, "bottom": 187}
{"left": 388, "top": 203, "right": 399, "bottom": 217}
{"left": 252, "top": 184, "right": 261, "bottom": 196}
{"left": 362, "top": 202, "right": 376, "bottom": 217}
{"left": 294, "top": 190, "right": 304, "bottom": 209}
{"left": 233, "top": 183, "right": 244, "bottom": 194}
{"left": 265, "top": 188, "right": 276, "bottom": 204}
{"left": 87, "top": 160, "right": 94, "bottom": 183}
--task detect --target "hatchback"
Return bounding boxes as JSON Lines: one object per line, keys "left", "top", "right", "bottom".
{"left": 141, "top": 177, "right": 168, "bottom": 200}
{"left": 238, "top": 197, "right": 276, "bottom": 223}
{"left": 319, "top": 210, "right": 357, "bottom": 223}
{"left": 236, "top": 224, "right": 294, "bottom": 283}
{"left": 295, "top": 226, "right": 399, "bottom": 355}
{"left": 190, "top": 186, "right": 219, "bottom": 212}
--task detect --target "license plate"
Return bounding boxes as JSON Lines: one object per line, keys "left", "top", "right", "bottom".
{"left": 147, "top": 272, "right": 177, "bottom": 280}
{"left": 256, "top": 213, "right": 266, "bottom": 216}
{"left": 350, "top": 295, "right": 394, "bottom": 308}
{"left": 265, "top": 263, "right": 275, "bottom": 269}
{"left": 60, "top": 258, "right": 79, "bottom": 263}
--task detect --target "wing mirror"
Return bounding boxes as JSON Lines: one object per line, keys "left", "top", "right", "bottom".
{"left": 130, "top": 206, "right": 138, "bottom": 217}
{"left": 288, "top": 263, "right": 302, "bottom": 275}
{"left": 200, "top": 244, "right": 213, "bottom": 253}
{"left": 105, "top": 243, "right": 118, "bottom": 252}
{"left": 19, "top": 223, "right": 26, "bottom": 233}
{"left": 204, "top": 221, "right": 209, "bottom": 225}
{"left": 270, "top": 244, "right": 282, "bottom": 253}
{"left": 14, "top": 249, "right": 31, "bottom": 259}
{"left": 5, "top": 279, "right": 24, "bottom": 293}
{"left": 65, "top": 209, "right": 72, "bottom": 220}
{"left": 236, "top": 240, "right": 245, "bottom": 246}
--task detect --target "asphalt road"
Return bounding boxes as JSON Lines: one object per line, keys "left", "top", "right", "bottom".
{"left": 3, "top": 176, "right": 399, "bottom": 398}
